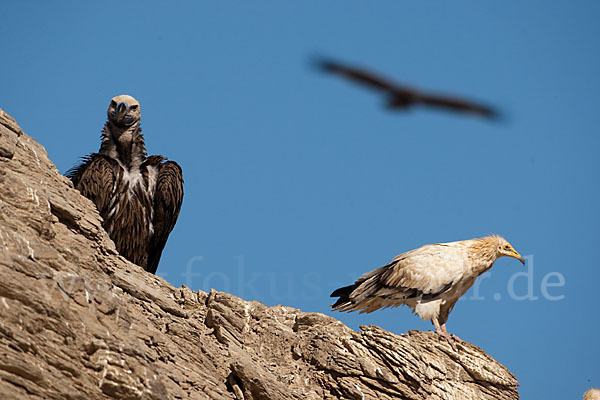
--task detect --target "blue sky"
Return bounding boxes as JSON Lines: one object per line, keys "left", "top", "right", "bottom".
{"left": 2, "top": 1, "right": 599, "bottom": 398}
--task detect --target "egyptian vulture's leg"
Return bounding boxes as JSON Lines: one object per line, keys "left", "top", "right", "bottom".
{"left": 442, "top": 323, "right": 464, "bottom": 343}
{"left": 432, "top": 318, "right": 457, "bottom": 351}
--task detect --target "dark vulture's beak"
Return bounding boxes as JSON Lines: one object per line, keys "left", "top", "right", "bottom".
{"left": 116, "top": 102, "right": 129, "bottom": 122}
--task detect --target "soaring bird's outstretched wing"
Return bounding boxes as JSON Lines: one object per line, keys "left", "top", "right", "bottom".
{"left": 66, "top": 154, "right": 120, "bottom": 216}
{"left": 145, "top": 158, "right": 184, "bottom": 274}
{"left": 316, "top": 59, "right": 402, "bottom": 92}
{"left": 415, "top": 93, "right": 498, "bottom": 118}
{"left": 331, "top": 244, "right": 461, "bottom": 313}
{"left": 315, "top": 57, "right": 499, "bottom": 119}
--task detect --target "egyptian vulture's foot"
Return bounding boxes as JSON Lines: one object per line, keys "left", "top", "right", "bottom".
{"left": 441, "top": 324, "right": 464, "bottom": 344}
{"left": 450, "top": 334, "right": 464, "bottom": 343}
{"left": 433, "top": 320, "right": 461, "bottom": 351}
{"left": 442, "top": 324, "right": 465, "bottom": 344}
{"left": 436, "top": 330, "right": 458, "bottom": 351}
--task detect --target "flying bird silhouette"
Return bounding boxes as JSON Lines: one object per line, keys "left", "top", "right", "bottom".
{"left": 316, "top": 58, "right": 499, "bottom": 119}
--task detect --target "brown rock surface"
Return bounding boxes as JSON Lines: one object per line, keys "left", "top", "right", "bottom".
{"left": 0, "top": 108, "right": 519, "bottom": 399}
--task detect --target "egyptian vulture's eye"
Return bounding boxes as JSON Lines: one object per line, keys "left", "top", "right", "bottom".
{"left": 504, "top": 245, "right": 511, "bottom": 250}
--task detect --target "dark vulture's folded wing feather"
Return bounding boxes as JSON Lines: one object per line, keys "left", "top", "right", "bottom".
{"left": 147, "top": 160, "right": 184, "bottom": 274}
{"left": 66, "top": 154, "right": 120, "bottom": 216}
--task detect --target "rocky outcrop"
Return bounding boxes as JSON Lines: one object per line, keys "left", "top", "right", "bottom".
{"left": 0, "top": 108, "right": 519, "bottom": 399}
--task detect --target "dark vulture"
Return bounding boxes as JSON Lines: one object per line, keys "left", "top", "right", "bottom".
{"left": 316, "top": 58, "right": 499, "bottom": 119}
{"left": 67, "top": 95, "right": 184, "bottom": 274}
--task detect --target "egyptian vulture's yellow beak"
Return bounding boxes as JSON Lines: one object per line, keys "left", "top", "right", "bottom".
{"left": 508, "top": 247, "right": 525, "bottom": 265}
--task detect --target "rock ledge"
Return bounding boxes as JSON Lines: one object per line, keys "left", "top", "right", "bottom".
{"left": 0, "top": 109, "right": 519, "bottom": 399}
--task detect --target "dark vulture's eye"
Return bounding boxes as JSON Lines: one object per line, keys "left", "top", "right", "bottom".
{"left": 110, "top": 101, "right": 116, "bottom": 107}
{"left": 131, "top": 105, "right": 139, "bottom": 110}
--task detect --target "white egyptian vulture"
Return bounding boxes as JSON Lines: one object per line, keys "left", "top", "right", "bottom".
{"left": 331, "top": 235, "right": 524, "bottom": 349}
{"left": 584, "top": 389, "right": 600, "bottom": 400}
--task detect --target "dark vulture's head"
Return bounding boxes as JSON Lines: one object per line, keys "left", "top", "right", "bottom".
{"left": 107, "top": 94, "right": 141, "bottom": 128}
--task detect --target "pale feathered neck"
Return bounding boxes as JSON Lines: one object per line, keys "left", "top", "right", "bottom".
{"left": 467, "top": 235, "right": 503, "bottom": 275}
{"left": 98, "top": 122, "right": 147, "bottom": 169}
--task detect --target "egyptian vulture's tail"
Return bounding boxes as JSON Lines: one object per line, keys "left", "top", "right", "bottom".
{"left": 330, "top": 259, "right": 454, "bottom": 314}
{"left": 330, "top": 284, "right": 358, "bottom": 309}
{"left": 330, "top": 262, "right": 394, "bottom": 313}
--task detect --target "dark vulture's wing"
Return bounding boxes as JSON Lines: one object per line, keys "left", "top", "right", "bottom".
{"left": 417, "top": 92, "right": 499, "bottom": 119}
{"left": 146, "top": 159, "right": 184, "bottom": 274}
{"left": 66, "top": 154, "right": 120, "bottom": 216}
{"left": 315, "top": 58, "right": 407, "bottom": 92}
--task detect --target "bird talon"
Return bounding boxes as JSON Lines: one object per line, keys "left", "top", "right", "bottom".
{"left": 450, "top": 334, "right": 464, "bottom": 343}
{"left": 437, "top": 332, "right": 459, "bottom": 351}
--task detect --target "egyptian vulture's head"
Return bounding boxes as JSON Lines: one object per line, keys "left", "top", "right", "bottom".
{"left": 107, "top": 95, "right": 140, "bottom": 127}
{"left": 496, "top": 236, "right": 525, "bottom": 265}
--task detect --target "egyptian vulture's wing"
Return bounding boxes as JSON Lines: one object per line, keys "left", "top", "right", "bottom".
{"left": 331, "top": 245, "right": 456, "bottom": 313}
{"left": 146, "top": 159, "right": 184, "bottom": 274}
{"left": 418, "top": 92, "right": 499, "bottom": 119}
{"left": 316, "top": 58, "right": 405, "bottom": 92}
{"left": 66, "top": 154, "right": 120, "bottom": 216}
